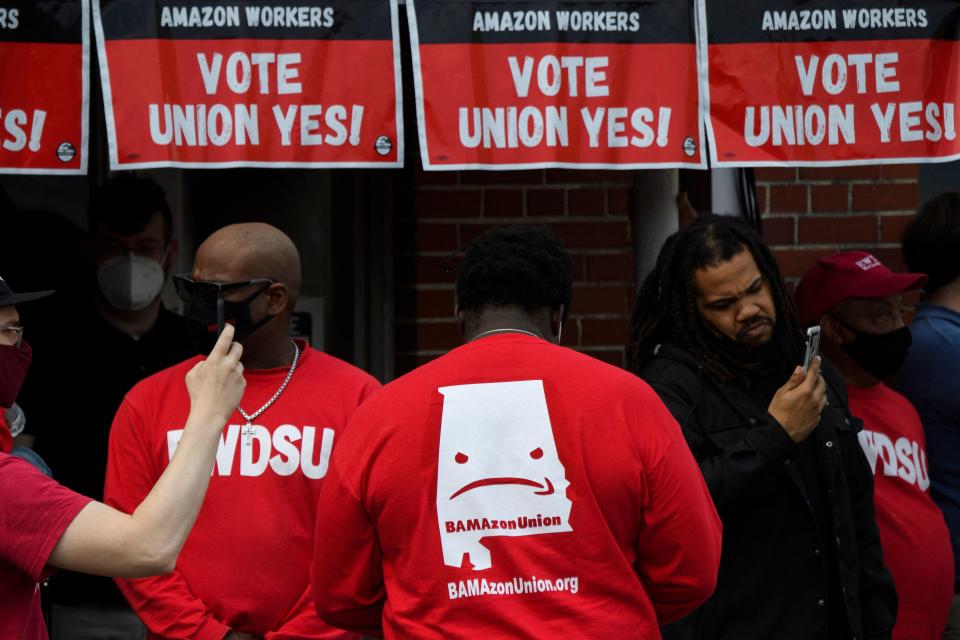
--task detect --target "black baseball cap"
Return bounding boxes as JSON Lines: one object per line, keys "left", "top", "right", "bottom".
{"left": 0, "top": 276, "right": 54, "bottom": 306}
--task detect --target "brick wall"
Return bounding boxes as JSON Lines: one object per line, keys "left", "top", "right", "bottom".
{"left": 756, "top": 164, "right": 921, "bottom": 288}
{"left": 394, "top": 168, "right": 636, "bottom": 376}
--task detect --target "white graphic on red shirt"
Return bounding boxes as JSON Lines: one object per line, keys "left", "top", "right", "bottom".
{"left": 858, "top": 429, "right": 930, "bottom": 491}
{"left": 436, "top": 380, "right": 573, "bottom": 571}
{"left": 166, "top": 424, "right": 334, "bottom": 479}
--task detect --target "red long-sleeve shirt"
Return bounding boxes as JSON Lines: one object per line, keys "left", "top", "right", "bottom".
{"left": 105, "top": 341, "right": 380, "bottom": 640}
{"left": 312, "top": 333, "right": 722, "bottom": 639}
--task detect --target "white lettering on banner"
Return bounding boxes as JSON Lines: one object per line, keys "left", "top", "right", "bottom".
{"left": 762, "top": 10, "right": 838, "bottom": 32}
{"left": 166, "top": 424, "right": 335, "bottom": 478}
{"left": 0, "top": 109, "right": 46, "bottom": 152}
{"left": 244, "top": 6, "right": 335, "bottom": 28}
{"left": 197, "top": 52, "right": 303, "bottom": 95}
{"left": 841, "top": 8, "right": 928, "bottom": 30}
{"left": 0, "top": 8, "right": 19, "bottom": 29}
{"left": 473, "top": 11, "right": 551, "bottom": 32}
{"left": 160, "top": 6, "right": 241, "bottom": 28}
{"left": 858, "top": 429, "right": 930, "bottom": 491}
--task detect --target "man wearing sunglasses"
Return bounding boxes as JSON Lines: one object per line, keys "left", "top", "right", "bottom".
{"left": 104, "top": 222, "right": 381, "bottom": 640}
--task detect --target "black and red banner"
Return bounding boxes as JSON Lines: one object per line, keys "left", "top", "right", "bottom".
{"left": 408, "top": 0, "right": 705, "bottom": 170}
{"left": 93, "top": 0, "right": 402, "bottom": 169}
{"left": 703, "top": 0, "right": 960, "bottom": 166}
{"left": 0, "top": 1, "right": 88, "bottom": 174}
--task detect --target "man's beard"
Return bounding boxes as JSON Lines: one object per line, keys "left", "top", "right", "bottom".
{"left": 707, "top": 317, "right": 786, "bottom": 377}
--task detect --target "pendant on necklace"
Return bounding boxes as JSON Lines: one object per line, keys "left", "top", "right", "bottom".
{"left": 241, "top": 422, "right": 255, "bottom": 445}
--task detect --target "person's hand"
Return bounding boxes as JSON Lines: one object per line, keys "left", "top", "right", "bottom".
{"left": 223, "top": 633, "right": 260, "bottom": 640}
{"left": 185, "top": 324, "right": 245, "bottom": 427}
{"left": 768, "top": 356, "right": 827, "bottom": 444}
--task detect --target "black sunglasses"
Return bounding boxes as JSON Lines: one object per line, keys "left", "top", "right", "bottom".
{"left": 172, "top": 275, "right": 276, "bottom": 307}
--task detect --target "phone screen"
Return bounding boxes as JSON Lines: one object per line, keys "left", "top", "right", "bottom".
{"left": 216, "top": 296, "right": 225, "bottom": 337}
{"left": 802, "top": 326, "right": 821, "bottom": 374}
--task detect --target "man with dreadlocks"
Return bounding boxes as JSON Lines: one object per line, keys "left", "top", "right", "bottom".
{"left": 628, "top": 215, "right": 896, "bottom": 640}
{"left": 312, "top": 225, "right": 722, "bottom": 638}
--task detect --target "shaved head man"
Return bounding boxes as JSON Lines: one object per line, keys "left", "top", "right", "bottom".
{"left": 104, "top": 223, "right": 381, "bottom": 640}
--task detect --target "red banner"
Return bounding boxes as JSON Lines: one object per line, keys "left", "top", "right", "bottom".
{"left": 704, "top": 1, "right": 960, "bottom": 167}
{"left": 408, "top": 1, "right": 705, "bottom": 170}
{"left": 0, "top": 2, "right": 88, "bottom": 175}
{"left": 94, "top": 0, "right": 402, "bottom": 169}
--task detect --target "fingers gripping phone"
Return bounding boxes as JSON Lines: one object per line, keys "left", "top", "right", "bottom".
{"left": 802, "top": 326, "right": 821, "bottom": 374}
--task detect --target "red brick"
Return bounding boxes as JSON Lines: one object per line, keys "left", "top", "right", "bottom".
{"left": 550, "top": 221, "right": 630, "bottom": 249}
{"left": 413, "top": 289, "right": 456, "bottom": 319}
{"left": 608, "top": 188, "right": 631, "bottom": 216}
{"left": 798, "top": 215, "right": 878, "bottom": 245}
{"left": 762, "top": 216, "right": 795, "bottom": 245}
{"left": 570, "top": 285, "right": 629, "bottom": 314}
{"left": 774, "top": 248, "right": 835, "bottom": 279}
{"left": 571, "top": 254, "right": 586, "bottom": 283}
{"left": 460, "top": 170, "right": 544, "bottom": 185}
{"left": 483, "top": 189, "right": 523, "bottom": 218}
{"left": 545, "top": 169, "right": 631, "bottom": 185}
{"left": 754, "top": 167, "right": 797, "bottom": 182}
{"left": 415, "top": 190, "right": 482, "bottom": 219}
{"left": 415, "top": 223, "right": 460, "bottom": 252}
{"left": 585, "top": 253, "right": 634, "bottom": 282}
{"left": 568, "top": 189, "right": 606, "bottom": 216}
{"left": 769, "top": 184, "right": 808, "bottom": 213}
{"left": 457, "top": 223, "right": 497, "bottom": 245}
{"left": 880, "top": 164, "right": 920, "bottom": 180}
{"left": 580, "top": 318, "right": 629, "bottom": 346}
{"left": 411, "top": 255, "right": 460, "bottom": 285}
{"left": 575, "top": 348, "right": 625, "bottom": 367}
{"left": 414, "top": 321, "right": 461, "bottom": 351}
{"left": 811, "top": 184, "right": 849, "bottom": 213}
{"left": 798, "top": 166, "right": 882, "bottom": 181}
{"left": 869, "top": 248, "right": 907, "bottom": 273}
{"left": 526, "top": 189, "right": 565, "bottom": 217}
{"left": 852, "top": 182, "right": 920, "bottom": 212}
{"left": 880, "top": 214, "right": 916, "bottom": 243}
{"left": 415, "top": 170, "right": 459, "bottom": 186}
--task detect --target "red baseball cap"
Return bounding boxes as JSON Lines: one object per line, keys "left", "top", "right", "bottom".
{"left": 795, "top": 251, "right": 927, "bottom": 326}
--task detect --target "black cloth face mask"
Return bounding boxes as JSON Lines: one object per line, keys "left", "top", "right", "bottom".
{"left": 174, "top": 276, "right": 275, "bottom": 341}
{"left": 837, "top": 320, "right": 912, "bottom": 381}
{"left": 0, "top": 340, "right": 32, "bottom": 408}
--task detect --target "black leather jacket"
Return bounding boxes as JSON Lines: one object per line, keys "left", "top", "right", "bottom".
{"left": 638, "top": 344, "right": 896, "bottom": 640}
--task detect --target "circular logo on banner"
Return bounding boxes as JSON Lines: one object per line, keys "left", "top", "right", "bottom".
{"left": 682, "top": 138, "right": 697, "bottom": 158}
{"left": 56, "top": 142, "right": 76, "bottom": 163}
{"left": 374, "top": 136, "right": 393, "bottom": 156}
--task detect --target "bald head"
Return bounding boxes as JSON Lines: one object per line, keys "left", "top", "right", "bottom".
{"left": 193, "top": 223, "right": 301, "bottom": 305}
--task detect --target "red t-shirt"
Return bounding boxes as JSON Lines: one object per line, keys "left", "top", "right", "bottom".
{"left": 105, "top": 341, "right": 380, "bottom": 640}
{"left": 849, "top": 383, "right": 954, "bottom": 640}
{"left": 312, "top": 334, "right": 722, "bottom": 639}
{"left": 0, "top": 452, "right": 92, "bottom": 640}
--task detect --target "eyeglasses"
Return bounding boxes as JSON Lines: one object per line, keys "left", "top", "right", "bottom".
{"left": 0, "top": 325, "right": 24, "bottom": 349}
{"left": 172, "top": 275, "right": 275, "bottom": 306}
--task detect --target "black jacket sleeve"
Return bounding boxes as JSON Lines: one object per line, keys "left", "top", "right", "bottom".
{"left": 644, "top": 361, "right": 799, "bottom": 516}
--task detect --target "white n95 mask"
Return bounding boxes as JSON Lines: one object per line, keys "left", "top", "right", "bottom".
{"left": 96, "top": 254, "right": 165, "bottom": 311}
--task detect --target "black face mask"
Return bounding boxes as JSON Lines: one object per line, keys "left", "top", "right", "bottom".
{"left": 182, "top": 285, "right": 274, "bottom": 341}
{"left": 840, "top": 323, "right": 912, "bottom": 381}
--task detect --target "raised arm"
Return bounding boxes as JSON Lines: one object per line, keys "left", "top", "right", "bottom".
{"left": 48, "top": 325, "right": 245, "bottom": 578}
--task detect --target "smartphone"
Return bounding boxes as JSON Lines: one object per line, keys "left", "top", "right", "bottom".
{"left": 216, "top": 296, "right": 225, "bottom": 337}
{"left": 802, "top": 326, "right": 821, "bottom": 374}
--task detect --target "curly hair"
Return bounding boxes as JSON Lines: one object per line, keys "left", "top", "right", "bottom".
{"left": 456, "top": 225, "right": 572, "bottom": 320}
{"left": 902, "top": 192, "right": 960, "bottom": 294}
{"left": 627, "top": 215, "right": 803, "bottom": 383}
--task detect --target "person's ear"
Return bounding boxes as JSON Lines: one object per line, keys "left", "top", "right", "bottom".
{"left": 265, "top": 283, "right": 289, "bottom": 315}
{"left": 455, "top": 305, "right": 466, "bottom": 336}
{"left": 820, "top": 314, "right": 848, "bottom": 345}
{"left": 163, "top": 239, "right": 178, "bottom": 273}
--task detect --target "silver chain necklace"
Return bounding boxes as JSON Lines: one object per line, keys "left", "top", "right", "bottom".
{"left": 239, "top": 340, "right": 300, "bottom": 445}
{"left": 471, "top": 328, "right": 543, "bottom": 341}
